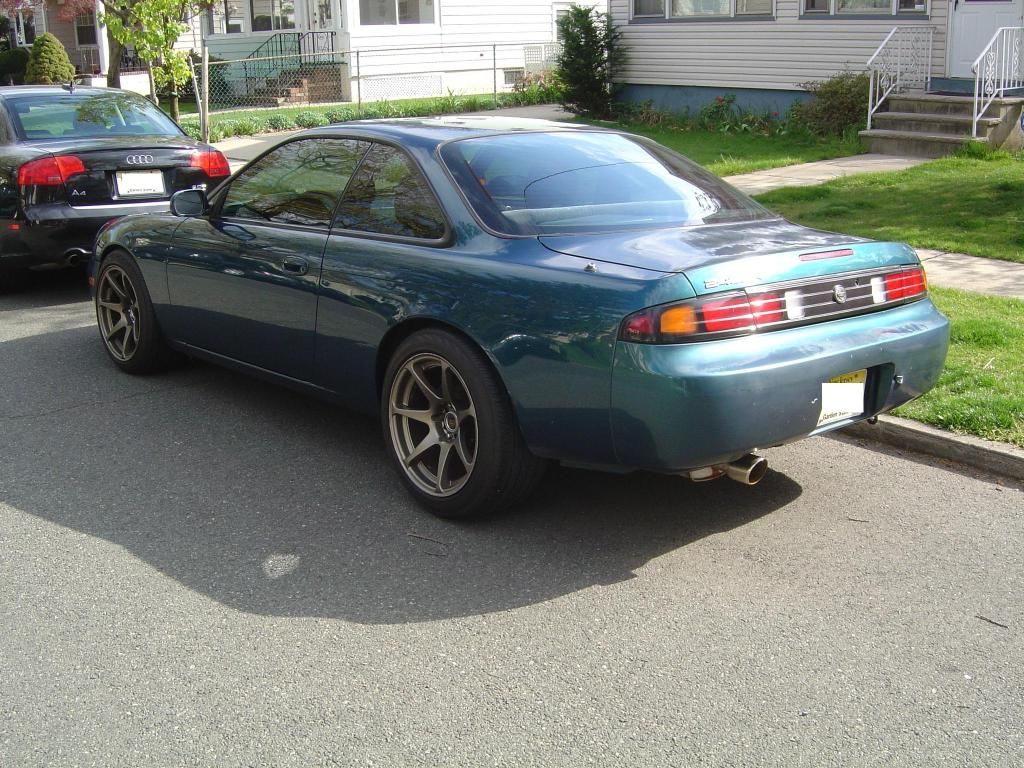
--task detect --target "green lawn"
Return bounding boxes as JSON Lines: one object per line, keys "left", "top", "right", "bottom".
{"left": 581, "top": 120, "right": 864, "bottom": 176}
{"left": 895, "top": 287, "right": 1024, "bottom": 447}
{"left": 757, "top": 155, "right": 1024, "bottom": 264}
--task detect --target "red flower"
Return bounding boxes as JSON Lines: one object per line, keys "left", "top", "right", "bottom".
{"left": 772, "top": 111, "right": 780, "bottom": 118}
{"left": 715, "top": 96, "right": 725, "bottom": 103}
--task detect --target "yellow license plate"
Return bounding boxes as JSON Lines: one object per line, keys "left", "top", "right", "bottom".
{"left": 829, "top": 369, "right": 867, "bottom": 385}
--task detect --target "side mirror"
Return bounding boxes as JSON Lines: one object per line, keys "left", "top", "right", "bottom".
{"left": 170, "top": 188, "right": 208, "bottom": 217}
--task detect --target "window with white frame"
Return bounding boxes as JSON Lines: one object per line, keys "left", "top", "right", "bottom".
{"left": 251, "top": 0, "right": 295, "bottom": 31}
{"left": 632, "top": 0, "right": 773, "bottom": 18}
{"left": 75, "top": 12, "right": 98, "bottom": 46}
{"left": 360, "top": 0, "right": 435, "bottom": 25}
{"left": 803, "top": 0, "right": 925, "bottom": 13}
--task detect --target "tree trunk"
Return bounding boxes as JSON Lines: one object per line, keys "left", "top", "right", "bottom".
{"left": 106, "top": 32, "right": 124, "bottom": 89}
{"left": 170, "top": 90, "right": 179, "bottom": 122}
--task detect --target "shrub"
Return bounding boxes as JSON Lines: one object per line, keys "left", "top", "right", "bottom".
{"left": 25, "top": 32, "right": 76, "bottom": 85}
{"left": 181, "top": 122, "right": 202, "bottom": 140}
{"left": 266, "top": 113, "right": 296, "bottom": 130}
{"left": 216, "top": 120, "right": 239, "bottom": 137}
{"left": 233, "top": 117, "right": 263, "bottom": 136}
{"left": 791, "top": 72, "right": 870, "bottom": 137}
{"left": 556, "top": 5, "right": 623, "bottom": 118}
{"left": 0, "top": 48, "right": 30, "bottom": 85}
{"left": 323, "top": 108, "right": 352, "bottom": 124}
{"left": 294, "top": 110, "right": 327, "bottom": 128}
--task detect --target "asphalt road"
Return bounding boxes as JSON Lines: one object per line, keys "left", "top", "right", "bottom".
{"left": 2, "top": 272, "right": 1022, "bottom": 767}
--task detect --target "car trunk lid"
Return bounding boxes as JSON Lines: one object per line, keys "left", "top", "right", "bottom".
{"left": 27, "top": 137, "right": 214, "bottom": 207}
{"left": 539, "top": 220, "right": 920, "bottom": 296}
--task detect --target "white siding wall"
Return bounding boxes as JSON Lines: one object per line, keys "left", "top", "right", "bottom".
{"left": 348, "top": 0, "right": 606, "bottom": 49}
{"left": 610, "top": 0, "right": 948, "bottom": 90}
{"left": 347, "top": 0, "right": 606, "bottom": 98}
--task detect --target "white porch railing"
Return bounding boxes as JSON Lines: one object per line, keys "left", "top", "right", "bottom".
{"left": 972, "top": 27, "right": 1024, "bottom": 137}
{"left": 866, "top": 26, "right": 934, "bottom": 129}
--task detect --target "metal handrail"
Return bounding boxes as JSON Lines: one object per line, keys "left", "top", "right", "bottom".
{"left": 866, "top": 26, "right": 934, "bottom": 130}
{"left": 971, "top": 26, "right": 1024, "bottom": 137}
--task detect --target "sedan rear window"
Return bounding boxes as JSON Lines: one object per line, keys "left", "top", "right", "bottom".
{"left": 5, "top": 91, "right": 183, "bottom": 140}
{"left": 440, "top": 131, "right": 775, "bottom": 236}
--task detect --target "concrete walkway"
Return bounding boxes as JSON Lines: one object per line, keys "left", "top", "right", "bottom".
{"left": 723, "top": 154, "right": 929, "bottom": 195}
{"left": 211, "top": 110, "right": 1023, "bottom": 300}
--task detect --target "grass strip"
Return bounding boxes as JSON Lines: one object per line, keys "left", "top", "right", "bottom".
{"left": 580, "top": 120, "right": 863, "bottom": 176}
{"left": 895, "top": 287, "right": 1024, "bottom": 447}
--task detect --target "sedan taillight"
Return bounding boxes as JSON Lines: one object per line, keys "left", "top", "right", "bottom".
{"left": 190, "top": 149, "right": 231, "bottom": 178}
{"left": 18, "top": 155, "right": 86, "bottom": 186}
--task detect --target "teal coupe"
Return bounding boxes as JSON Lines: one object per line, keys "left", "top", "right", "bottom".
{"left": 89, "top": 117, "right": 949, "bottom": 518}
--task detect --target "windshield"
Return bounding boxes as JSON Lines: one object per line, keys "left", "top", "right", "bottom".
{"left": 440, "top": 131, "right": 775, "bottom": 236}
{"left": 6, "top": 91, "right": 184, "bottom": 141}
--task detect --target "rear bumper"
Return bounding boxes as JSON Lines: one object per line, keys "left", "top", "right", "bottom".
{"left": 0, "top": 201, "right": 169, "bottom": 269}
{"left": 610, "top": 298, "right": 950, "bottom": 471}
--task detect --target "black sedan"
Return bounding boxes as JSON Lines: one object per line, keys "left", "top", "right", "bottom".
{"left": 0, "top": 85, "right": 230, "bottom": 283}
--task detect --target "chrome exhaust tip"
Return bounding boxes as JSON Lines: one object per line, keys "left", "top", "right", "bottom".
{"left": 64, "top": 249, "right": 89, "bottom": 268}
{"left": 718, "top": 454, "right": 768, "bottom": 486}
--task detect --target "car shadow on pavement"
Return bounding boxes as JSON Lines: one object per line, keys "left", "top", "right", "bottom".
{"left": 2, "top": 324, "right": 804, "bottom": 624}
{"left": 0, "top": 269, "right": 90, "bottom": 308}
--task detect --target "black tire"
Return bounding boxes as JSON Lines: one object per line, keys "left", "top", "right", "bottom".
{"left": 95, "top": 250, "right": 180, "bottom": 374}
{"left": 382, "top": 329, "right": 546, "bottom": 519}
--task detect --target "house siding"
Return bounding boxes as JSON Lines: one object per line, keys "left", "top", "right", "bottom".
{"left": 610, "top": 0, "right": 948, "bottom": 92}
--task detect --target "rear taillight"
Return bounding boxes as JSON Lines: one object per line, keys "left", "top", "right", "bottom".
{"left": 882, "top": 267, "right": 927, "bottom": 301}
{"left": 190, "top": 149, "right": 231, "bottom": 178}
{"left": 18, "top": 155, "right": 86, "bottom": 186}
{"left": 620, "top": 265, "right": 928, "bottom": 345}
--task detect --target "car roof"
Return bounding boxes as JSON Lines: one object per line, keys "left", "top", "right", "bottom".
{"left": 302, "top": 115, "right": 611, "bottom": 149}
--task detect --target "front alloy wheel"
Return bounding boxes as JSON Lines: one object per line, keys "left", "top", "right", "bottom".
{"left": 388, "top": 352, "right": 478, "bottom": 497}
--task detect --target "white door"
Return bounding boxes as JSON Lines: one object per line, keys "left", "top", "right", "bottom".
{"left": 948, "top": 0, "right": 1024, "bottom": 77}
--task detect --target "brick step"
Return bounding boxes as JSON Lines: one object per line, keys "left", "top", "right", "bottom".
{"left": 858, "top": 128, "right": 984, "bottom": 158}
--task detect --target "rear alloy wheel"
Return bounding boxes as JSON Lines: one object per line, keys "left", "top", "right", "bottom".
{"left": 383, "top": 330, "right": 545, "bottom": 518}
{"left": 95, "top": 250, "right": 178, "bottom": 374}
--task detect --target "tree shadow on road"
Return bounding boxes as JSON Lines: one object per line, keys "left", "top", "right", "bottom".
{"left": 2, "top": 325, "right": 803, "bottom": 624}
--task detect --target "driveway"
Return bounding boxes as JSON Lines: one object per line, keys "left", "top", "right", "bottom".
{"left": 2, "top": 273, "right": 1022, "bottom": 766}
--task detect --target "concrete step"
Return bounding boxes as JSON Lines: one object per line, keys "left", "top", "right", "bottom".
{"left": 858, "top": 128, "right": 982, "bottom": 158}
{"left": 872, "top": 111, "right": 1000, "bottom": 137}
{"left": 887, "top": 92, "right": 1023, "bottom": 117}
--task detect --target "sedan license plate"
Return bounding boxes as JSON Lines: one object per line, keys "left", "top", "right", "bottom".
{"left": 116, "top": 170, "right": 165, "bottom": 197}
{"left": 817, "top": 369, "right": 867, "bottom": 426}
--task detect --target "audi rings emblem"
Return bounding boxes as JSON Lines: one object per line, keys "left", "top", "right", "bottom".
{"left": 125, "top": 154, "right": 155, "bottom": 165}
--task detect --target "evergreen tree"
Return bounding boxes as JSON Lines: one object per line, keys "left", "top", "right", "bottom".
{"left": 556, "top": 5, "right": 623, "bottom": 118}
{"left": 25, "top": 32, "right": 76, "bottom": 85}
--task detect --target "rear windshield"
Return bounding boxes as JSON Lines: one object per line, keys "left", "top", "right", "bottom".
{"left": 440, "top": 131, "right": 775, "bottom": 236}
{"left": 5, "top": 91, "right": 183, "bottom": 141}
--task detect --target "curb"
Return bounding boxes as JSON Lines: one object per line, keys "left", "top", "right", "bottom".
{"left": 841, "top": 415, "right": 1024, "bottom": 483}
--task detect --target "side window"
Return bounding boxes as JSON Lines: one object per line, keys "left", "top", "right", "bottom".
{"left": 222, "top": 138, "right": 367, "bottom": 228}
{"left": 334, "top": 143, "right": 447, "bottom": 240}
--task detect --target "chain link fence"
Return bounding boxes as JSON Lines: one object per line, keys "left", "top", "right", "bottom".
{"left": 191, "top": 39, "right": 561, "bottom": 130}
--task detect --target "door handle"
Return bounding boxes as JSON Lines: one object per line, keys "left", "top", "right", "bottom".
{"left": 280, "top": 257, "right": 309, "bottom": 276}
